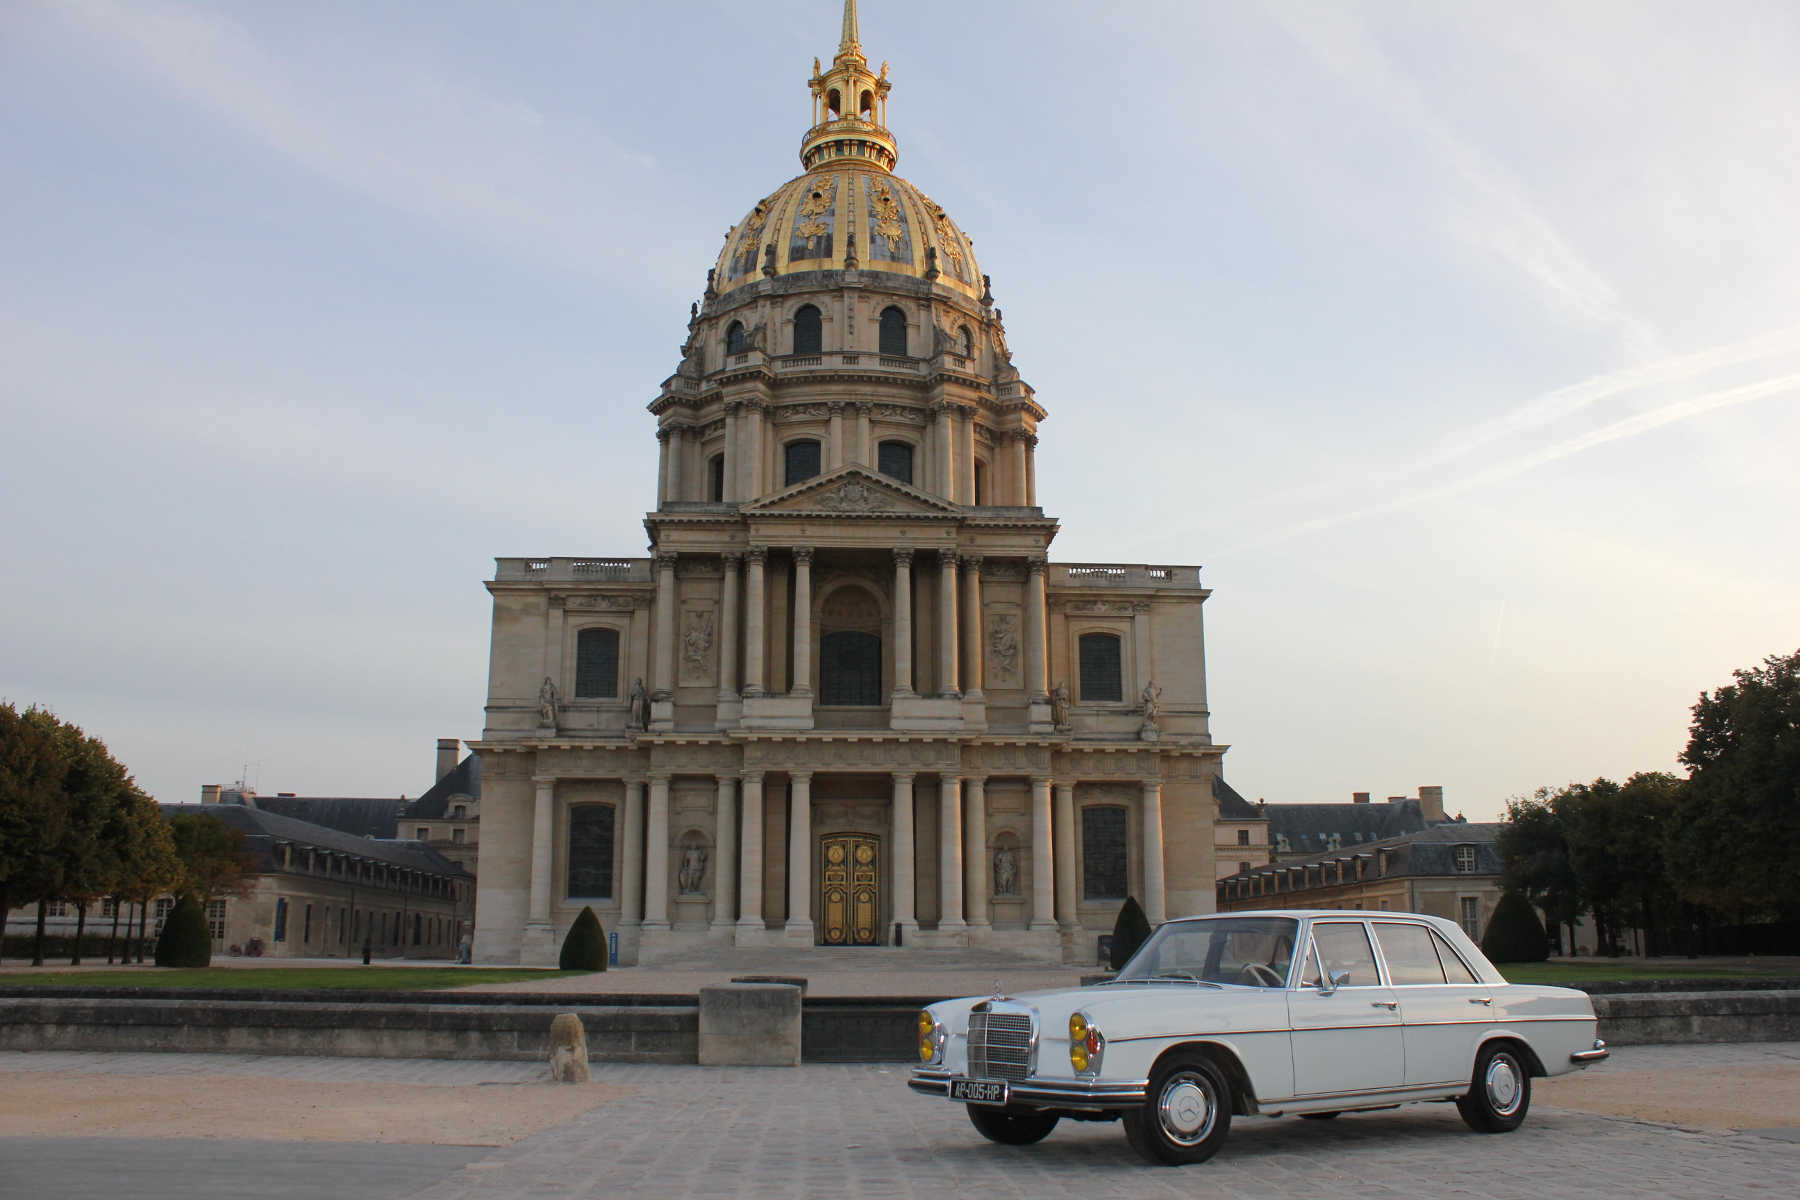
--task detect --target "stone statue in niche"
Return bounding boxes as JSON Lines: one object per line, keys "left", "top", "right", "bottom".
{"left": 678, "top": 839, "right": 709, "bottom": 894}
{"left": 537, "top": 677, "right": 559, "bottom": 729}
{"left": 628, "top": 677, "right": 650, "bottom": 730}
{"left": 993, "top": 845, "right": 1019, "bottom": 897}
{"left": 1140, "top": 680, "right": 1161, "bottom": 725}
{"left": 1050, "top": 682, "right": 1070, "bottom": 729}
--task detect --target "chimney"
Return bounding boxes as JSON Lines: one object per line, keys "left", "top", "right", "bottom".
{"left": 1352, "top": 792, "right": 1370, "bottom": 805}
{"left": 1387, "top": 795, "right": 1407, "bottom": 804}
{"left": 1419, "top": 786, "right": 1445, "bottom": 823}
{"left": 436, "top": 738, "right": 461, "bottom": 782}
{"left": 200, "top": 784, "right": 221, "bottom": 804}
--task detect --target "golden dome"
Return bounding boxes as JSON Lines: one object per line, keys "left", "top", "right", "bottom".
{"left": 713, "top": 167, "right": 984, "bottom": 301}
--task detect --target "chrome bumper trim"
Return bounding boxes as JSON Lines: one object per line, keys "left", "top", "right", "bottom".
{"left": 908, "top": 1069, "right": 1148, "bottom": 1110}
{"left": 1571, "top": 1039, "right": 1609, "bottom": 1064}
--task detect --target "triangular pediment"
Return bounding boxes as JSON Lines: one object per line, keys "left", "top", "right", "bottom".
{"left": 741, "top": 466, "right": 960, "bottom": 518}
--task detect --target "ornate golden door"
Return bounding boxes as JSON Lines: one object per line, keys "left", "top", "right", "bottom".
{"left": 820, "top": 834, "right": 880, "bottom": 945}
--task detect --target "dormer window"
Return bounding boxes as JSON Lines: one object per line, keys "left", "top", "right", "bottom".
{"left": 1453, "top": 845, "right": 1477, "bottom": 873}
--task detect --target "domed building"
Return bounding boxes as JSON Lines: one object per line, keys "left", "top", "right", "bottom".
{"left": 471, "top": 2, "right": 1226, "bottom": 965}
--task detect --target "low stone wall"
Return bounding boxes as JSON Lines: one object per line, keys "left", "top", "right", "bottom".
{"left": 1594, "top": 989, "right": 1800, "bottom": 1045}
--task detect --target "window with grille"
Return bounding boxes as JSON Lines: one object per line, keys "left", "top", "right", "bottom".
{"left": 785, "top": 440, "right": 822, "bottom": 485}
{"left": 820, "top": 630, "right": 882, "bottom": 705}
{"left": 877, "top": 440, "right": 913, "bottom": 484}
{"left": 567, "top": 805, "right": 616, "bottom": 899}
{"left": 793, "top": 305, "right": 822, "bottom": 354}
{"left": 1082, "top": 806, "right": 1128, "bottom": 900}
{"left": 1460, "top": 897, "right": 1481, "bottom": 940}
{"left": 1453, "top": 845, "right": 1477, "bottom": 872}
{"left": 1236, "top": 829, "right": 1251, "bottom": 846}
{"left": 1078, "top": 632, "right": 1123, "bottom": 702}
{"left": 725, "top": 320, "right": 749, "bottom": 355}
{"left": 206, "top": 900, "right": 227, "bottom": 941}
{"left": 575, "top": 627, "right": 620, "bottom": 698}
{"left": 879, "top": 306, "right": 907, "bottom": 355}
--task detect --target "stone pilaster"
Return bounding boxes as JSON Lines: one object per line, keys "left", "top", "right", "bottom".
{"left": 785, "top": 771, "right": 814, "bottom": 940}
{"left": 963, "top": 775, "right": 989, "bottom": 928}
{"left": 1054, "top": 781, "right": 1077, "bottom": 928}
{"left": 738, "top": 771, "right": 765, "bottom": 933}
{"left": 1141, "top": 778, "right": 1165, "bottom": 924}
{"left": 743, "top": 546, "right": 767, "bottom": 696}
{"left": 892, "top": 771, "right": 917, "bottom": 939}
{"left": 712, "top": 775, "right": 738, "bottom": 932}
{"left": 644, "top": 774, "right": 671, "bottom": 929}
{"left": 891, "top": 548, "right": 914, "bottom": 696}
{"left": 936, "top": 548, "right": 959, "bottom": 696}
{"left": 938, "top": 775, "right": 964, "bottom": 929}
{"left": 1030, "top": 776, "right": 1055, "bottom": 930}
{"left": 791, "top": 547, "right": 814, "bottom": 697}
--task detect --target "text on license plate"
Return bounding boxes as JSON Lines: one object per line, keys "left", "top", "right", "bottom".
{"left": 949, "top": 1077, "right": 1008, "bottom": 1105}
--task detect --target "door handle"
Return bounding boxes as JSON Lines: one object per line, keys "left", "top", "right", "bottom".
{"left": 1468, "top": 997, "right": 1493, "bottom": 1006}
{"left": 1371, "top": 1000, "right": 1397, "bottom": 1010}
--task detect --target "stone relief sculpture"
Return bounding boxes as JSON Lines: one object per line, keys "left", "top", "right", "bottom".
{"left": 678, "top": 839, "right": 709, "bottom": 894}
{"left": 682, "top": 611, "right": 714, "bottom": 672}
{"left": 993, "top": 845, "right": 1019, "bottom": 897}
{"left": 815, "top": 480, "right": 891, "bottom": 511}
{"left": 628, "top": 677, "right": 650, "bottom": 730}
{"left": 1050, "top": 682, "right": 1071, "bottom": 728}
{"left": 537, "top": 677, "right": 559, "bottom": 729}
{"left": 987, "top": 614, "right": 1019, "bottom": 681}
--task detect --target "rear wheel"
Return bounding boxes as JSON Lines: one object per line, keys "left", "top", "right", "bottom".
{"left": 966, "top": 1106, "right": 1059, "bottom": 1145}
{"left": 1123, "top": 1056, "right": 1233, "bottom": 1165}
{"left": 1456, "top": 1043, "right": 1531, "bottom": 1133}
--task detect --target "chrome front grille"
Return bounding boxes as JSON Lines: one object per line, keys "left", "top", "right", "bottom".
{"left": 967, "top": 1009, "right": 1034, "bottom": 1081}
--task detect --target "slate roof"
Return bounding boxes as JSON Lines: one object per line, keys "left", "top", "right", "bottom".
{"left": 245, "top": 794, "right": 403, "bottom": 839}
{"left": 406, "top": 755, "right": 481, "bottom": 820}
{"left": 1212, "top": 776, "right": 1264, "bottom": 822}
{"left": 1221, "top": 821, "right": 1500, "bottom": 884}
{"left": 163, "top": 804, "right": 471, "bottom": 879}
{"left": 1263, "top": 799, "right": 1437, "bottom": 857}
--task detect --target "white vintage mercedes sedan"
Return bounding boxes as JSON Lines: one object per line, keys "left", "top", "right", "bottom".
{"left": 909, "top": 910, "right": 1607, "bottom": 1165}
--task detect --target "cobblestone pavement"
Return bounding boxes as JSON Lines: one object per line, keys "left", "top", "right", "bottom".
{"left": 1, "top": 1045, "right": 1796, "bottom": 1199}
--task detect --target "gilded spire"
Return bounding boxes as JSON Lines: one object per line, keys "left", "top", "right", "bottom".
{"left": 802, "top": 0, "right": 896, "bottom": 172}
{"left": 840, "top": 0, "right": 860, "bottom": 54}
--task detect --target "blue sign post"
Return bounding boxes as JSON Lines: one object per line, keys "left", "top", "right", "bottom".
{"left": 608, "top": 930, "right": 619, "bottom": 966}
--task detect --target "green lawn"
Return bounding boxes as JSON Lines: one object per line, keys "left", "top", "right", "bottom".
{"left": 1496, "top": 961, "right": 1785, "bottom": 984}
{"left": 0, "top": 967, "right": 581, "bottom": 991}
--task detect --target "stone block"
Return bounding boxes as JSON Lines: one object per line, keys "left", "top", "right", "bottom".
{"left": 548, "top": 1012, "right": 590, "bottom": 1082}
{"left": 697, "top": 983, "right": 802, "bottom": 1067}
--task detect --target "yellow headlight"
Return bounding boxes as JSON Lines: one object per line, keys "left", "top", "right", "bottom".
{"left": 1069, "top": 1012, "right": 1090, "bottom": 1072}
{"left": 918, "top": 1010, "right": 937, "bottom": 1063}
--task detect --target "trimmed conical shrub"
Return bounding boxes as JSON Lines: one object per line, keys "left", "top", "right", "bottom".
{"left": 1109, "top": 895, "right": 1153, "bottom": 970}
{"left": 1480, "top": 892, "right": 1550, "bottom": 964}
{"left": 559, "top": 905, "right": 607, "bottom": 971}
{"left": 154, "top": 895, "right": 212, "bottom": 968}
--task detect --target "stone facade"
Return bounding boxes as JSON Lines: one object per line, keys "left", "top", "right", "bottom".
{"left": 471, "top": 4, "right": 1225, "bottom": 966}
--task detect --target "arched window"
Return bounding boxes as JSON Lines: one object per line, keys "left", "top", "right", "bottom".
{"left": 566, "top": 804, "right": 616, "bottom": 899}
{"left": 1078, "top": 632, "right": 1123, "bottom": 702}
{"left": 725, "top": 320, "right": 749, "bottom": 356}
{"left": 708, "top": 453, "right": 725, "bottom": 502}
{"left": 1082, "top": 806, "right": 1128, "bottom": 900}
{"left": 827, "top": 88, "right": 842, "bottom": 119}
{"left": 973, "top": 461, "right": 987, "bottom": 505}
{"left": 879, "top": 306, "right": 907, "bottom": 356}
{"left": 877, "top": 440, "right": 913, "bottom": 484}
{"left": 958, "top": 325, "right": 973, "bottom": 357}
{"left": 859, "top": 90, "right": 874, "bottom": 120}
{"left": 784, "top": 439, "right": 822, "bottom": 485}
{"left": 793, "top": 304, "right": 822, "bottom": 355}
{"left": 575, "top": 627, "right": 620, "bottom": 698}
{"left": 820, "top": 586, "right": 883, "bottom": 705}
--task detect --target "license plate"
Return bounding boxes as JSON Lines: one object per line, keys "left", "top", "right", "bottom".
{"left": 949, "top": 1077, "right": 1009, "bottom": 1106}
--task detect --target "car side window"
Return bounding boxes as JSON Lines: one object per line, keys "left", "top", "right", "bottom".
{"left": 1307, "top": 922, "right": 1380, "bottom": 987}
{"left": 1374, "top": 922, "right": 1447, "bottom": 985}
{"left": 1430, "top": 929, "right": 1480, "bottom": 984}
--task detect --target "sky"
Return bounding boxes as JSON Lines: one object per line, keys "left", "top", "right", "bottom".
{"left": 4, "top": 0, "right": 1796, "bottom": 821}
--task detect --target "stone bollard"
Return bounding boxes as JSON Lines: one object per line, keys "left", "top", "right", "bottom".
{"left": 548, "top": 1012, "right": 590, "bottom": 1083}
{"left": 698, "top": 983, "right": 802, "bottom": 1067}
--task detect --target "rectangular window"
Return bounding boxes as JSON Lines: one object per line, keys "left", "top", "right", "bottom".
{"left": 1236, "top": 829, "right": 1250, "bottom": 846}
{"left": 567, "top": 804, "right": 617, "bottom": 899}
{"left": 1460, "top": 897, "right": 1481, "bottom": 941}
{"left": 415, "top": 826, "right": 430, "bottom": 841}
{"left": 877, "top": 441, "right": 913, "bottom": 484}
{"left": 1077, "top": 632, "right": 1123, "bottom": 702}
{"left": 784, "top": 440, "right": 822, "bottom": 486}
{"left": 1081, "top": 806, "right": 1128, "bottom": 900}
{"left": 1375, "top": 921, "right": 1446, "bottom": 985}
{"left": 101, "top": 898, "right": 118, "bottom": 918}
{"left": 206, "top": 900, "right": 227, "bottom": 942}
{"left": 1453, "top": 845, "right": 1477, "bottom": 872}
{"left": 1305, "top": 922, "right": 1380, "bottom": 987}
{"left": 303, "top": 903, "right": 313, "bottom": 944}
{"left": 452, "top": 827, "right": 465, "bottom": 844}
{"left": 575, "top": 627, "right": 621, "bottom": 698}
{"left": 710, "top": 454, "right": 726, "bottom": 502}
{"left": 273, "top": 897, "right": 288, "bottom": 942}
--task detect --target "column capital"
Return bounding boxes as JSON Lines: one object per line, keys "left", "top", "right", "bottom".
{"left": 714, "top": 772, "right": 741, "bottom": 785}
{"left": 959, "top": 552, "right": 985, "bottom": 572}
{"left": 1131, "top": 600, "right": 1152, "bottom": 614}
{"left": 827, "top": 399, "right": 846, "bottom": 414}
{"left": 854, "top": 399, "right": 874, "bottom": 414}
{"left": 722, "top": 398, "right": 743, "bottom": 414}
{"left": 964, "top": 772, "right": 987, "bottom": 788}
{"left": 937, "top": 547, "right": 958, "bottom": 567}
{"left": 792, "top": 546, "right": 815, "bottom": 565}
{"left": 654, "top": 551, "right": 680, "bottom": 571}
{"left": 742, "top": 768, "right": 766, "bottom": 784}
{"left": 1027, "top": 556, "right": 1047, "bottom": 575}
{"left": 790, "top": 769, "right": 814, "bottom": 784}
{"left": 531, "top": 775, "right": 558, "bottom": 788}
{"left": 929, "top": 400, "right": 952, "bottom": 416}
{"left": 1031, "top": 775, "right": 1054, "bottom": 787}
{"left": 721, "top": 551, "right": 743, "bottom": 569}
{"left": 746, "top": 544, "right": 768, "bottom": 565}
{"left": 892, "top": 547, "right": 914, "bottom": 567}
{"left": 890, "top": 770, "right": 917, "bottom": 784}
{"left": 647, "top": 771, "right": 673, "bottom": 785}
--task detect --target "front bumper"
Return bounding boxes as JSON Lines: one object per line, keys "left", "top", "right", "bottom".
{"left": 1570, "top": 1039, "right": 1609, "bottom": 1065}
{"left": 909, "top": 1068, "right": 1149, "bottom": 1111}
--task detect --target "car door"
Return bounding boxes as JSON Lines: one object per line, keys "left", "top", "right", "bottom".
{"left": 1287, "top": 920, "right": 1404, "bottom": 1098}
{"left": 1373, "top": 920, "right": 1494, "bottom": 1087}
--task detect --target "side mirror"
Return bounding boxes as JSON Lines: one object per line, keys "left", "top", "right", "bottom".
{"left": 1317, "top": 969, "right": 1350, "bottom": 997}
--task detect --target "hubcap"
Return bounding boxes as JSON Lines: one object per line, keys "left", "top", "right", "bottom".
{"left": 1485, "top": 1055, "right": 1521, "bottom": 1115}
{"left": 1159, "top": 1074, "right": 1215, "bottom": 1145}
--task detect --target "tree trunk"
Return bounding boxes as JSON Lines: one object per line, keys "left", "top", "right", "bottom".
{"left": 72, "top": 902, "right": 87, "bottom": 965}
{"left": 107, "top": 900, "right": 121, "bottom": 964}
{"left": 32, "top": 899, "right": 48, "bottom": 966}
{"left": 136, "top": 901, "right": 149, "bottom": 963}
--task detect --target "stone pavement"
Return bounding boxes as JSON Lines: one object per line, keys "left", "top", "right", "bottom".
{"left": 1, "top": 1045, "right": 1797, "bottom": 1199}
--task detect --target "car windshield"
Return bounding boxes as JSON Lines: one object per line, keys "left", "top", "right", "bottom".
{"left": 1113, "top": 916, "right": 1299, "bottom": 987}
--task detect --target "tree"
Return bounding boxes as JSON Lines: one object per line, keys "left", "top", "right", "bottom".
{"left": 1496, "top": 789, "right": 1581, "bottom": 953}
{"left": 1109, "top": 896, "right": 1152, "bottom": 970}
{"left": 49, "top": 722, "right": 139, "bottom": 965}
{"left": 558, "top": 906, "right": 607, "bottom": 971}
{"left": 154, "top": 894, "right": 212, "bottom": 967}
{"left": 1674, "top": 648, "right": 1800, "bottom": 920}
{"left": 108, "top": 791, "right": 179, "bottom": 964}
{"left": 0, "top": 703, "right": 70, "bottom": 965}
{"left": 1481, "top": 891, "right": 1549, "bottom": 963}
{"left": 166, "top": 811, "right": 253, "bottom": 902}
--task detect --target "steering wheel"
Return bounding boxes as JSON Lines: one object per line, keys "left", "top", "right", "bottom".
{"left": 1240, "top": 962, "right": 1284, "bottom": 988}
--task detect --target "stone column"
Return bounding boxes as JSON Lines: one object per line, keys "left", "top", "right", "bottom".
{"left": 855, "top": 401, "right": 872, "bottom": 466}
{"left": 621, "top": 778, "right": 645, "bottom": 926}
{"left": 1024, "top": 433, "right": 1038, "bottom": 505}
{"left": 791, "top": 547, "right": 814, "bottom": 696}
{"left": 1010, "top": 431, "right": 1028, "bottom": 505}
{"left": 786, "top": 771, "right": 814, "bottom": 938}
{"left": 1054, "top": 782, "right": 1077, "bottom": 928}
{"left": 963, "top": 775, "right": 989, "bottom": 928}
{"left": 644, "top": 774, "right": 671, "bottom": 928}
{"left": 722, "top": 401, "right": 740, "bottom": 501}
{"left": 960, "top": 554, "right": 984, "bottom": 699}
{"left": 652, "top": 552, "right": 679, "bottom": 700}
{"left": 827, "top": 401, "right": 845, "bottom": 470}
{"left": 712, "top": 775, "right": 737, "bottom": 931}
{"left": 743, "top": 547, "right": 767, "bottom": 695}
{"left": 747, "top": 400, "right": 768, "bottom": 497}
{"left": 936, "top": 549, "right": 959, "bottom": 696}
{"left": 528, "top": 777, "right": 555, "bottom": 926}
{"left": 933, "top": 402, "right": 954, "bottom": 499}
{"left": 1030, "top": 776, "right": 1055, "bottom": 929}
{"left": 1141, "top": 778, "right": 1165, "bottom": 924}
{"left": 891, "top": 548, "right": 914, "bottom": 696}
{"left": 959, "top": 408, "right": 976, "bottom": 504}
{"left": 656, "top": 427, "right": 671, "bottom": 506}
{"left": 938, "top": 775, "right": 964, "bottom": 929}
{"left": 718, "top": 553, "right": 741, "bottom": 699}
{"left": 666, "top": 426, "right": 684, "bottom": 501}
{"left": 892, "top": 771, "right": 917, "bottom": 937}
{"left": 1025, "top": 557, "right": 1048, "bottom": 700}
{"left": 738, "top": 771, "right": 765, "bottom": 931}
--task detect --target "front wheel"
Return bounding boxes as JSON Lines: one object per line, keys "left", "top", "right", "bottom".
{"left": 1456, "top": 1043, "right": 1531, "bottom": 1133}
{"left": 1123, "top": 1057, "right": 1233, "bottom": 1165}
{"left": 966, "top": 1105, "right": 1059, "bottom": 1145}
